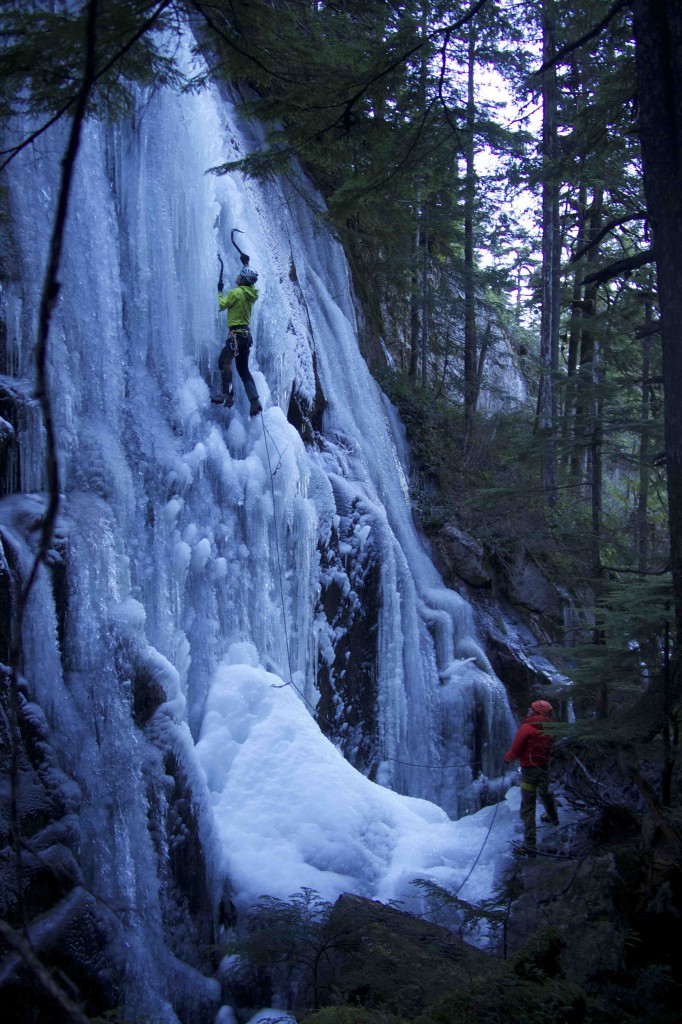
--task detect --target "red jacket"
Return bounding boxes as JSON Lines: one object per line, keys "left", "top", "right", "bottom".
{"left": 504, "top": 713, "right": 553, "bottom": 768}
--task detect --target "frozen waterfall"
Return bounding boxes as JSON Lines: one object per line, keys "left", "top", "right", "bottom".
{"left": 0, "top": 33, "right": 519, "bottom": 1023}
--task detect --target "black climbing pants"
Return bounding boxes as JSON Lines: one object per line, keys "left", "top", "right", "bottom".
{"left": 520, "top": 765, "right": 558, "bottom": 849}
{"left": 218, "top": 328, "right": 259, "bottom": 403}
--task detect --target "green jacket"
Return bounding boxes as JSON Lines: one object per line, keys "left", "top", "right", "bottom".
{"left": 219, "top": 283, "right": 258, "bottom": 329}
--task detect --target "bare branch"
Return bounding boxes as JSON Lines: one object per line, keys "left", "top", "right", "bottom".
{"left": 570, "top": 211, "right": 647, "bottom": 263}
{"left": 7, "top": 0, "right": 98, "bottom": 1013}
{"left": 0, "top": 0, "right": 174, "bottom": 172}
{"left": 534, "top": 0, "right": 632, "bottom": 75}
{"left": 0, "top": 919, "right": 93, "bottom": 1024}
{"left": 581, "top": 247, "right": 655, "bottom": 285}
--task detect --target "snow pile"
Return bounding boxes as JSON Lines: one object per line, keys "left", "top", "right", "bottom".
{"left": 196, "top": 643, "right": 521, "bottom": 911}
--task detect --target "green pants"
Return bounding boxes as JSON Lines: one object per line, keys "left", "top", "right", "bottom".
{"left": 520, "top": 766, "right": 558, "bottom": 849}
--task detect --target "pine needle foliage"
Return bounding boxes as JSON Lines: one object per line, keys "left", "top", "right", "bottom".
{"left": 196, "top": 0, "right": 531, "bottom": 349}
{"left": 0, "top": 1, "right": 184, "bottom": 127}
{"left": 227, "top": 886, "right": 597, "bottom": 1024}
{"left": 549, "top": 574, "right": 674, "bottom": 725}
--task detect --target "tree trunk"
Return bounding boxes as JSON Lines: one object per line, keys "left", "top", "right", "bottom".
{"left": 637, "top": 299, "right": 653, "bottom": 571}
{"left": 409, "top": 217, "right": 421, "bottom": 380}
{"left": 537, "top": 0, "right": 560, "bottom": 506}
{"left": 632, "top": 0, "right": 682, "bottom": 657}
{"left": 463, "top": 26, "right": 477, "bottom": 436}
{"left": 590, "top": 338, "right": 603, "bottom": 575}
{"left": 567, "top": 187, "right": 587, "bottom": 381}
{"left": 565, "top": 184, "right": 587, "bottom": 471}
{"left": 571, "top": 188, "right": 603, "bottom": 483}
{"left": 420, "top": 196, "right": 429, "bottom": 388}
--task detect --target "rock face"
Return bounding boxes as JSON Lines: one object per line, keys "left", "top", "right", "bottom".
{"left": 0, "top": 666, "right": 119, "bottom": 1022}
{"left": 429, "top": 519, "right": 569, "bottom": 714}
{"left": 0, "top": 521, "right": 221, "bottom": 1024}
{"left": 315, "top": 494, "right": 382, "bottom": 774}
{"left": 430, "top": 524, "right": 491, "bottom": 588}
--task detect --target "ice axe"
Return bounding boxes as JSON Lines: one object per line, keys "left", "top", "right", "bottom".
{"left": 217, "top": 253, "right": 224, "bottom": 291}
{"left": 231, "top": 227, "right": 251, "bottom": 266}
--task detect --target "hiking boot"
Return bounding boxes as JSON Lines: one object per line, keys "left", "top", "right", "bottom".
{"left": 541, "top": 813, "right": 559, "bottom": 825}
{"left": 249, "top": 398, "right": 262, "bottom": 417}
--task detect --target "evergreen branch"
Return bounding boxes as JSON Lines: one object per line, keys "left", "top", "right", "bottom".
{"left": 534, "top": 0, "right": 632, "bottom": 75}
{"left": 570, "top": 211, "right": 647, "bottom": 262}
{"left": 330, "top": 104, "right": 455, "bottom": 205}
{"left": 537, "top": 855, "right": 591, "bottom": 905}
{"left": 188, "top": 0, "right": 301, "bottom": 84}
{"left": 625, "top": 762, "right": 682, "bottom": 843}
{"left": 600, "top": 563, "right": 670, "bottom": 575}
{"left": 581, "top": 247, "right": 655, "bottom": 285}
{"left": 210, "top": 86, "right": 456, "bottom": 203}
{"left": 635, "top": 322, "right": 661, "bottom": 338}
{"left": 0, "top": 0, "right": 174, "bottom": 171}
{"left": 337, "top": 0, "right": 491, "bottom": 129}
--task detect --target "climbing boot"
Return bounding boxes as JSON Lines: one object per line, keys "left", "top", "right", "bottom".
{"left": 249, "top": 397, "right": 262, "bottom": 417}
{"left": 211, "top": 393, "right": 234, "bottom": 407}
{"left": 541, "top": 813, "right": 559, "bottom": 825}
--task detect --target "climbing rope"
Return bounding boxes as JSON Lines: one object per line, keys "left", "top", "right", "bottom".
{"left": 259, "top": 412, "right": 505, "bottom": 778}
{"left": 387, "top": 756, "right": 476, "bottom": 770}
{"left": 258, "top": 412, "right": 341, "bottom": 731}
{"left": 453, "top": 797, "right": 500, "bottom": 896}
{"left": 260, "top": 411, "right": 295, "bottom": 689}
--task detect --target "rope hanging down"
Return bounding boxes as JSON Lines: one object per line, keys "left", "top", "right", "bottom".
{"left": 453, "top": 798, "right": 500, "bottom": 896}
{"left": 259, "top": 410, "right": 506, "bottom": 891}
{"left": 259, "top": 413, "right": 343, "bottom": 729}
{"left": 260, "top": 413, "right": 294, "bottom": 689}
{"left": 259, "top": 414, "right": 491, "bottom": 769}
{"left": 387, "top": 756, "right": 478, "bottom": 770}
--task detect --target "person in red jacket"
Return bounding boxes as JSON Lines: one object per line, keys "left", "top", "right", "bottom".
{"left": 504, "top": 699, "right": 559, "bottom": 853}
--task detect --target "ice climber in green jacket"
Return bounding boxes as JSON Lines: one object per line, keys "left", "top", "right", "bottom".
{"left": 214, "top": 264, "right": 262, "bottom": 416}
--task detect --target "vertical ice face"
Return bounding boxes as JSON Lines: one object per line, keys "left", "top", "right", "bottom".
{"left": 0, "top": 27, "right": 516, "bottom": 1018}
{"left": 3, "top": 31, "right": 514, "bottom": 804}
{"left": 3, "top": 39, "right": 512, "bottom": 805}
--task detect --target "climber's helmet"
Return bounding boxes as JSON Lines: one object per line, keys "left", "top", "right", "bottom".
{"left": 238, "top": 266, "right": 259, "bottom": 285}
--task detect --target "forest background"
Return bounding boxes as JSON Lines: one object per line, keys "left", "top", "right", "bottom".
{"left": 1, "top": 1, "right": 681, "bottom": 1023}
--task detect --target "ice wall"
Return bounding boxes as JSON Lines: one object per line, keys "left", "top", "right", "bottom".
{"left": 0, "top": 31, "right": 516, "bottom": 1022}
